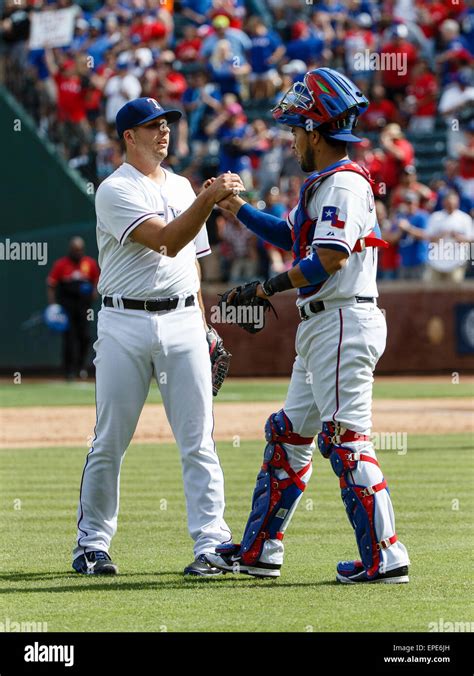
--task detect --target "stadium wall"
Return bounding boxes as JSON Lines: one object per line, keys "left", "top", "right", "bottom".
{"left": 0, "top": 85, "right": 95, "bottom": 235}
{"left": 203, "top": 285, "right": 474, "bottom": 376}
{"left": 0, "top": 86, "right": 98, "bottom": 371}
{"left": 0, "top": 221, "right": 100, "bottom": 370}
{"left": 2, "top": 284, "right": 472, "bottom": 374}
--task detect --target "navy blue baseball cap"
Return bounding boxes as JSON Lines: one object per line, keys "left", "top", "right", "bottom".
{"left": 116, "top": 97, "right": 182, "bottom": 139}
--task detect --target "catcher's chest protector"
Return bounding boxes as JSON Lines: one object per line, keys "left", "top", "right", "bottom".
{"left": 291, "top": 161, "right": 381, "bottom": 298}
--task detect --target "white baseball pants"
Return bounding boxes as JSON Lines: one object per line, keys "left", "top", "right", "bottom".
{"left": 260, "top": 302, "right": 410, "bottom": 572}
{"left": 73, "top": 299, "right": 232, "bottom": 561}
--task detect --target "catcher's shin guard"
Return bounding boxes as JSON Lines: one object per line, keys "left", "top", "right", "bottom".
{"left": 318, "top": 422, "right": 404, "bottom": 579}
{"left": 239, "top": 409, "right": 313, "bottom": 569}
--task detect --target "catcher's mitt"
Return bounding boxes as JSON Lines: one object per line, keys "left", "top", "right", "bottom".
{"left": 206, "top": 326, "right": 231, "bottom": 396}
{"left": 218, "top": 281, "right": 277, "bottom": 334}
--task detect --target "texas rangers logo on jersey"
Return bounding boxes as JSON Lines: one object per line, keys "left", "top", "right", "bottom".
{"left": 321, "top": 206, "right": 346, "bottom": 229}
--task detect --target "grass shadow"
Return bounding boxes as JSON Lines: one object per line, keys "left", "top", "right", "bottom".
{"left": 0, "top": 577, "right": 338, "bottom": 594}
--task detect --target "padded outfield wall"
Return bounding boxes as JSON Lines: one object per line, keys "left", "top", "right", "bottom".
{"left": 203, "top": 284, "right": 474, "bottom": 376}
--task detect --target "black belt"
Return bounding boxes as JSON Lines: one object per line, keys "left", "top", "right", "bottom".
{"left": 104, "top": 294, "right": 195, "bottom": 312}
{"left": 299, "top": 296, "right": 374, "bottom": 321}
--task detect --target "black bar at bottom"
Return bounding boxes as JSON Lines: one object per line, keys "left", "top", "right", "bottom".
{"left": 0, "top": 631, "right": 470, "bottom": 674}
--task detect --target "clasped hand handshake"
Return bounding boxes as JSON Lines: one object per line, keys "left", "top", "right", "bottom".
{"left": 200, "top": 173, "right": 245, "bottom": 213}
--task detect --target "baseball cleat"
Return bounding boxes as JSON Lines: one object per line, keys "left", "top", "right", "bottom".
{"left": 183, "top": 554, "right": 225, "bottom": 578}
{"left": 205, "top": 545, "right": 281, "bottom": 579}
{"left": 72, "top": 550, "right": 118, "bottom": 575}
{"left": 336, "top": 560, "right": 409, "bottom": 584}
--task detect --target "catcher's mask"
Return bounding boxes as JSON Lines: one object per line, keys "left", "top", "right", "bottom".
{"left": 272, "top": 67, "right": 369, "bottom": 143}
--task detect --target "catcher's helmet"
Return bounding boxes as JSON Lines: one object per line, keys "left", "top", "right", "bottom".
{"left": 272, "top": 67, "right": 369, "bottom": 142}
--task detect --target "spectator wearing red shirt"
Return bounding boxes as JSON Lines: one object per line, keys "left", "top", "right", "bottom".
{"left": 175, "top": 24, "right": 203, "bottom": 62}
{"left": 47, "top": 237, "right": 100, "bottom": 380}
{"left": 416, "top": 0, "right": 450, "bottom": 40}
{"left": 406, "top": 59, "right": 439, "bottom": 133}
{"left": 130, "top": 11, "right": 167, "bottom": 44}
{"left": 379, "top": 123, "right": 415, "bottom": 194}
{"left": 375, "top": 200, "right": 400, "bottom": 280}
{"left": 352, "top": 139, "right": 387, "bottom": 198}
{"left": 148, "top": 51, "right": 188, "bottom": 103}
{"left": 458, "top": 122, "right": 474, "bottom": 199}
{"left": 390, "top": 165, "right": 437, "bottom": 211}
{"left": 45, "top": 50, "right": 91, "bottom": 158}
{"left": 380, "top": 24, "right": 418, "bottom": 102}
{"left": 362, "top": 84, "right": 398, "bottom": 131}
{"left": 344, "top": 14, "right": 376, "bottom": 84}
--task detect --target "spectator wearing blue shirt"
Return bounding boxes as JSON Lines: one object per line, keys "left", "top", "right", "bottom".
{"left": 205, "top": 100, "right": 252, "bottom": 186}
{"left": 247, "top": 16, "right": 285, "bottom": 99}
{"left": 70, "top": 18, "right": 90, "bottom": 52}
{"left": 286, "top": 20, "right": 324, "bottom": 64}
{"left": 435, "top": 159, "right": 473, "bottom": 215}
{"left": 86, "top": 18, "right": 115, "bottom": 70}
{"left": 208, "top": 37, "right": 251, "bottom": 96}
{"left": 437, "top": 19, "right": 473, "bottom": 86}
{"left": 182, "top": 69, "right": 221, "bottom": 154}
{"left": 180, "top": 0, "right": 214, "bottom": 26}
{"left": 393, "top": 193, "right": 430, "bottom": 280}
{"left": 200, "top": 14, "right": 252, "bottom": 64}
{"left": 460, "top": 5, "right": 474, "bottom": 56}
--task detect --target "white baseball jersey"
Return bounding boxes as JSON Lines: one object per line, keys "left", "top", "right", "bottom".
{"left": 287, "top": 170, "right": 378, "bottom": 305}
{"left": 426, "top": 208, "right": 473, "bottom": 272}
{"left": 95, "top": 162, "right": 210, "bottom": 299}
{"left": 74, "top": 161, "right": 231, "bottom": 563}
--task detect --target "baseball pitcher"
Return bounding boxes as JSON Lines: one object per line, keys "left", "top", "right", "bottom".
{"left": 72, "top": 97, "right": 242, "bottom": 577}
{"left": 207, "top": 68, "right": 410, "bottom": 584}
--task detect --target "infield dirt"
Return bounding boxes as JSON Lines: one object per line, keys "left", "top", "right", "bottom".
{"left": 1, "top": 397, "right": 471, "bottom": 448}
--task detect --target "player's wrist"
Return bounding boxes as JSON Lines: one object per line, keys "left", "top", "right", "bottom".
{"left": 198, "top": 187, "right": 218, "bottom": 211}
{"left": 261, "top": 271, "right": 293, "bottom": 296}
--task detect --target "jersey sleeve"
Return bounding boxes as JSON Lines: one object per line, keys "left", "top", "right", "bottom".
{"left": 180, "top": 177, "right": 211, "bottom": 258}
{"left": 95, "top": 180, "right": 158, "bottom": 246}
{"left": 195, "top": 224, "right": 211, "bottom": 258}
{"left": 311, "top": 185, "right": 367, "bottom": 256}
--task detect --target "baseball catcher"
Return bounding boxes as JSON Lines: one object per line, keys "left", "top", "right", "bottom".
{"left": 206, "top": 68, "right": 410, "bottom": 584}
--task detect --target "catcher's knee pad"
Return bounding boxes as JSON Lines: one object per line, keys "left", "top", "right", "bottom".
{"left": 240, "top": 410, "right": 313, "bottom": 566}
{"left": 318, "top": 422, "right": 398, "bottom": 578}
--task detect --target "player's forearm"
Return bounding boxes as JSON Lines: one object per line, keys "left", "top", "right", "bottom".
{"left": 233, "top": 202, "right": 293, "bottom": 251}
{"left": 47, "top": 286, "right": 56, "bottom": 305}
{"left": 158, "top": 191, "right": 217, "bottom": 257}
{"left": 260, "top": 247, "right": 346, "bottom": 296}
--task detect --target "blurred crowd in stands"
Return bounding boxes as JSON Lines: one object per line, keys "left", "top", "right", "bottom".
{"left": 1, "top": 0, "right": 473, "bottom": 282}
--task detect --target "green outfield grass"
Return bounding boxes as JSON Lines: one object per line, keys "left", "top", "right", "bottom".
{"left": 0, "top": 434, "right": 472, "bottom": 632}
{"left": 0, "top": 377, "right": 472, "bottom": 407}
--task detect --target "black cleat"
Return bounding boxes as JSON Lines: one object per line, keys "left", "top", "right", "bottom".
{"left": 336, "top": 560, "right": 409, "bottom": 584}
{"left": 205, "top": 550, "right": 280, "bottom": 578}
{"left": 183, "top": 554, "right": 225, "bottom": 578}
{"left": 72, "top": 550, "right": 118, "bottom": 575}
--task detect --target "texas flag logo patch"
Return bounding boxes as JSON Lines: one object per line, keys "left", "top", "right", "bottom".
{"left": 321, "top": 206, "right": 346, "bottom": 229}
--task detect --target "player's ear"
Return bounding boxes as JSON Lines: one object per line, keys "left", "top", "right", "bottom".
{"left": 308, "top": 128, "right": 322, "bottom": 148}
{"left": 123, "top": 129, "right": 135, "bottom": 146}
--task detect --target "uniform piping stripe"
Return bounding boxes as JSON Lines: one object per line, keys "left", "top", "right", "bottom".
{"left": 314, "top": 237, "right": 352, "bottom": 254}
{"left": 332, "top": 308, "right": 344, "bottom": 421}
{"left": 196, "top": 247, "right": 211, "bottom": 256}
{"left": 119, "top": 212, "right": 157, "bottom": 245}
{"left": 77, "top": 382, "right": 99, "bottom": 545}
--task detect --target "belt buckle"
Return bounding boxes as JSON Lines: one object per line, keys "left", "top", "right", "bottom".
{"left": 144, "top": 298, "right": 159, "bottom": 312}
